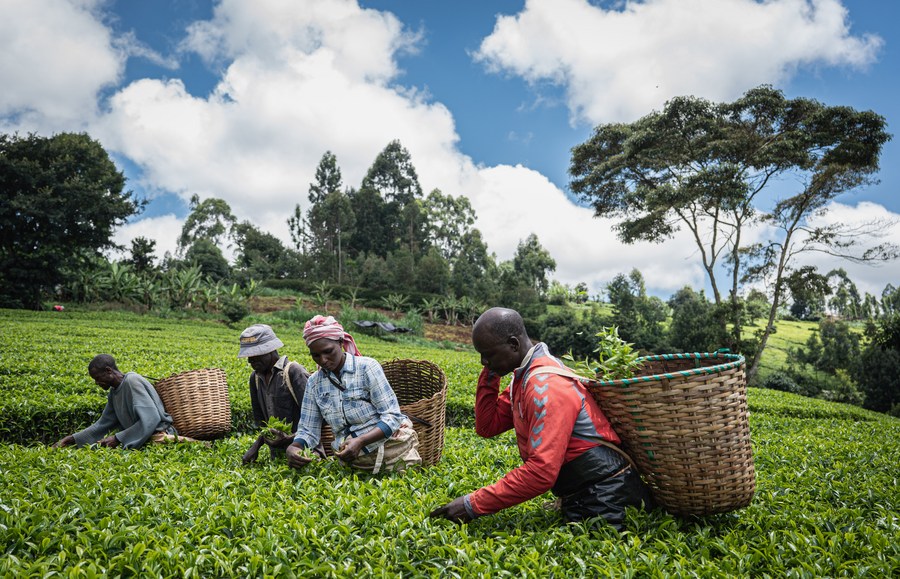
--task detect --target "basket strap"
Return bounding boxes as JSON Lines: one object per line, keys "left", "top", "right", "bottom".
{"left": 281, "top": 362, "right": 301, "bottom": 407}
{"left": 522, "top": 365, "right": 637, "bottom": 471}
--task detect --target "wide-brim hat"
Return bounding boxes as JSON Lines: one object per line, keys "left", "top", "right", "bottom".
{"left": 237, "top": 324, "right": 284, "bottom": 358}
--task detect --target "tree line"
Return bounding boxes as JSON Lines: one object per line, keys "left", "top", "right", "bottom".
{"left": 1, "top": 85, "right": 896, "bottom": 413}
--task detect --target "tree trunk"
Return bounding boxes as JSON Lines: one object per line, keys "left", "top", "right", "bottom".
{"left": 747, "top": 230, "right": 794, "bottom": 383}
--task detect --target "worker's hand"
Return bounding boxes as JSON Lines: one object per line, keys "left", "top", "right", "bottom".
{"left": 98, "top": 435, "right": 120, "bottom": 448}
{"left": 286, "top": 442, "right": 316, "bottom": 469}
{"left": 263, "top": 430, "right": 294, "bottom": 449}
{"left": 52, "top": 435, "right": 76, "bottom": 448}
{"left": 429, "top": 495, "right": 473, "bottom": 524}
{"left": 242, "top": 435, "right": 265, "bottom": 464}
{"left": 335, "top": 437, "right": 365, "bottom": 463}
{"left": 478, "top": 367, "right": 501, "bottom": 389}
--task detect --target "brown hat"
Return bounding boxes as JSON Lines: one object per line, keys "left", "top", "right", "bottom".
{"left": 237, "top": 324, "right": 284, "bottom": 358}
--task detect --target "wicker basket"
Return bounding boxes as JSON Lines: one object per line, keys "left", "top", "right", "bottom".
{"left": 583, "top": 352, "right": 755, "bottom": 516}
{"left": 152, "top": 368, "right": 231, "bottom": 440}
{"left": 319, "top": 359, "right": 447, "bottom": 467}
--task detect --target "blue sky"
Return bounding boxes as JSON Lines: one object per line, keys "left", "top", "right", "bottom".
{"left": 1, "top": 0, "right": 897, "bottom": 299}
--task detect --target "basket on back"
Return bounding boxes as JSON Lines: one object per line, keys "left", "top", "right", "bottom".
{"left": 583, "top": 352, "right": 755, "bottom": 516}
{"left": 153, "top": 368, "right": 231, "bottom": 440}
{"left": 320, "top": 358, "right": 447, "bottom": 467}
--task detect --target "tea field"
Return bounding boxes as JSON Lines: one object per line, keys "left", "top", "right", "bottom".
{"left": 1, "top": 309, "right": 899, "bottom": 577}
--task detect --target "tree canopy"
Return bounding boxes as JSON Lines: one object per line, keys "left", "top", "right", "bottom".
{"left": 569, "top": 85, "right": 895, "bottom": 380}
{"left": 0, "top": 132, "right": 140, "bottom": 309}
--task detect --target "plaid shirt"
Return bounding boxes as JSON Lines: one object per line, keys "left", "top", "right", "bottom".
{"left": 293, "top": 354, "right": 404, "bottom": 454}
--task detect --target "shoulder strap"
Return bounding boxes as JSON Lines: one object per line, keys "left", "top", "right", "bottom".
{"left": 281, "top": 361, "right": 301, "bottom": 407}
{"left": 521, "top": 365, "right": 637, "bottom": 470}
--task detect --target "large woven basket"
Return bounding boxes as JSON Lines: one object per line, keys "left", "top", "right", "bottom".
{"left": 583, "top": 352, "right": 755, "bottom": 516}
{"left": 320, "top": 359, "right": 447, "bottom": 467}
{"left": 152, "top": 368, "right": 231, "bottom": 440}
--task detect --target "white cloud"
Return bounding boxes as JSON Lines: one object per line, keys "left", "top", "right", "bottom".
{"left": 94, "top": 0, "right": 461, "bottom": 250}
{"left": 474, "top": 0, "right": 883, "bottom": 124}
{"left": 474, "top": 164, "right": 707, "bottom": 296}
{"left": 0, "top": 0, "right": 123, "bottom": 131}
{"left": 111, "top": 214, "right": 185, "bottom": 263}
{"left": 794, "top": 201, "right": 900, "bottom": 298}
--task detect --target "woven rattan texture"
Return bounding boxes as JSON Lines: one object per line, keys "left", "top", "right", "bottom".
{"left": 585, "top": 355, "right": 755, "bottom": 516}
{"left": 320, "top": 359, "right": 447, "bottom": 467}
{"left": 153, "top": 368, "right": 232, "bottom": 440}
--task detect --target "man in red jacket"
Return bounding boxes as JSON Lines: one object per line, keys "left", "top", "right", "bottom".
{"left": 430, "top": 307, "right": 652, "bottom": 530}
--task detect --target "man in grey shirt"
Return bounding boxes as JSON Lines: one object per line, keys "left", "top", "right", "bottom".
{"left": 53, "top": 354, "right": 175, "bottom": 450}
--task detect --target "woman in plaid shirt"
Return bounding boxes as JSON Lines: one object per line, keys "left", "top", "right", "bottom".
{"left": 286, "top": 315, "right": 421, "bottom": 474}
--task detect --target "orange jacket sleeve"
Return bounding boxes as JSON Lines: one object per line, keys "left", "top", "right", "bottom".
{"left": 468, "top": 371, "right": 582, "bottom": 515}
{"left": 474, "top": 367, "right": 513, "bottom": 438}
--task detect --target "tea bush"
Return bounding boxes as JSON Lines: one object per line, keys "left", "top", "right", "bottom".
{"left": 2, "top": 308, "right": 899, "bottom": 576}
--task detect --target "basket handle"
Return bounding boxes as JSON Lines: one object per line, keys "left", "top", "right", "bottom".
{"left": 405, "top": 413, "right": 433, "bottom": 428}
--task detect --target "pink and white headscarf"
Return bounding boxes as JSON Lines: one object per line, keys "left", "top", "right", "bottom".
{"left": 302, "top": 315, "right": 361, "bottom": 356}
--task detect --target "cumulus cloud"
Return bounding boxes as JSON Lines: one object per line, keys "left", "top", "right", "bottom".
{"left": 794, "top": 201, "right": 900, "bottom": 298}
{"left": 94, "top": 0, "right": 457, "bottom": 246}
{"left": 0, "top": 0, "right": 123, "bottom": 130}
{"left": 474, "top": 0, "right": 883, "bottom": 124}
{"left": 475, "top": 164, "right": 707, "bottom": 295}
{"left": 111, "top": 214, "right": 184, "bottom": 263}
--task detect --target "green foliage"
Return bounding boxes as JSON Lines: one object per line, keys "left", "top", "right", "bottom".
{"left": 511, "top": 233, "right": 556, "bottom": 295}
{"left": 0, "top": 132, "right": 140, "bottom": 309}
{"left": 760, "top": 372, "right": 800, "bottom": 395}
{"left": 667, "top": 286, "right": 726, "bottom": 352}
{"left": 564, "top": 326, "right": 641, "bottom": 381}
{"left": 605, "top": 269, "right": 669, "bottom": 352}
{"left": 177, "top": 194, "right": 236, "bottom": 253}
{"left": 854, "top": 315, "right": 900, "bottom": 414}
{"left": 380, "top": 293, "right": 410, "bottom": 313}
{"left": 184, "top": 237, "right": 231, "bottom": 282}
{"left": 220, "top": 296, "right": 250, "bottom": 324}
{"left": 3, "top": 309, "right": 900, "bottom": 576}
{"left": 537, "top": 308, "right": 607, "bottom": 359}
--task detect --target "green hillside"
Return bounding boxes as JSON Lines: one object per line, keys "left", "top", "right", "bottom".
{"left": 2, "top": 309, "right": 898, "bottom": 577}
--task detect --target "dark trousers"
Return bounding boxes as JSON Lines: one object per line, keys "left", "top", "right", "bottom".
{"left": 552, "top": 445, "right": 654, "bottom": 531}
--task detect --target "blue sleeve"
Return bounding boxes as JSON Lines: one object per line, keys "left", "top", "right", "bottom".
{"left": 365, "top": 360, "right": 404, "bottom": 437}
{"left": 293, "top": 374, "right": 323, "bottom": 449}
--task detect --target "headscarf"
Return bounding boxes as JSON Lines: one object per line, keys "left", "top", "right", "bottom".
{"left": 302, "top": 315, "right": 361, "bottom": 356}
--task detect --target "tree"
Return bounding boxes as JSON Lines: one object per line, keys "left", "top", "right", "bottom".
{"left": 538, "top": 308, "right": 607, "bottom": 360}
{"left": 569, "top": 85, "right": 895, "bottom": 381}
{"left": 308, "top": 151, "right": 343, "bottom": 206}
{"left": 415, "top": 246, "right": 450, "bottom": 294}
{"left": 348, "top": 186, "right": 390, "bottom": 258}
{"left": 667, "top": 286, "right": 726, "bottom": 353}
{"left": 882, "top": 284, "right": 900, "bottom": 316}
{"left": 423, "top": 189, "right": 476, "bottom": 260}
{"left": 307, "top": 190, "right": 355, "bottom": 284}
{"left": 450, "top": 229, "right": 498, "bottom": 304}
{"left": 129, "top": 236, "right": 157, "bottom": 274}
{"left": 361, "top": 140, "right": 425, "bottom": 254}
{"left": 785, "top": 266, "right": 830, "bottom": 321}
{"left": 826, "top": 268, "right": 861, "bottom": 319}
{"left": 606, "top": 269, "right": 669, "bottom": 352}
{"left": 184, "top": 238, "right": 231, "bottom": 282}
{"left": 855, "top": 314, "right": 900, "bottom": 415}
{"left": 178, "top": 194, "right": 236, "bottom": 255}
{"left": 0, "top": 132, "right": 140, "bottom": 309}
{"left": 231, "top": 221, "right": 291, "bottom": 282}
{"left": 512, "top": 233, "right": 556, "bottom": 295}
